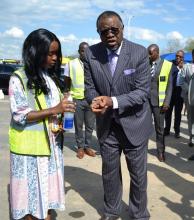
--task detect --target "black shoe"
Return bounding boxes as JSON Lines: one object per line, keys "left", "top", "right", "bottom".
{"left": 99, "top": 215, "right": 119, "bottom": 220}
{"left": 188, "top": 154, "right": 194, "bottom": 160}
{"left": 188, "top": 142, "right": 194, "bottom": 147}
{"left": 174, "top": 133, "right": 180, "bottom": 138}
{"left": 157, "top": 152, "right": 165, "bottom": 162}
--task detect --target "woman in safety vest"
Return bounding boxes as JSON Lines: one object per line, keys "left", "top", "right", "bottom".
{"left": 9, "top": 28, "right": 75, "bottom": 220}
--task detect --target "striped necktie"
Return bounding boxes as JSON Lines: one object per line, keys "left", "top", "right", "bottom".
{"left": 151, "top": 62, "right": 156, "bottom": 77}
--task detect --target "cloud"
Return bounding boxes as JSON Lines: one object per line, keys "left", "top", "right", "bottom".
{"left": 166, "top": 2, "right": 187, "bottom": 12}
{"left": 166, "top": 31, "right": 184, "bottom": 40}
{"left": 4, "top": 27, "right": 24, "bottom": 38}
{"left": 127, "top": 27, "right": 187, "bottom": 47}
{"left": 61, "top": 36, "right": 100, "bottom": 56}
{"left": 163, "top": 17, "right": 179, "bottom": 24}
{"left": 59, "top": 34, "right": 78, "bottom": 43}
{"left": 80, "top": 37, "right": 100, "bottom": 45}
{"left": 0, "top": 27, "right": 24, "bottom": 59}
{"left": 0, "top": 41, "right": 22, "bottom": 59}
{"left": 128, "top": 27, "right": 164, "bottom": 42}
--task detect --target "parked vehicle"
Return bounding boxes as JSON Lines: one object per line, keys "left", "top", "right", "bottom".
{"left": 0, "top": 63, "right": 22, "bottom": 95}
{"left": 0, "top": 59, "right": 21, "bottom": 64}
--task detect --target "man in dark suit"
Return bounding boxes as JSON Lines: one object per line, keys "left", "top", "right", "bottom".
{"left": 147, "top": 44, "right": 173, "bottom": 162}
{"left": 83, "top": 11, "right": 152, "bottom": 220}
{"left": 164, "top": 50, "right": 184, "bottom": 138}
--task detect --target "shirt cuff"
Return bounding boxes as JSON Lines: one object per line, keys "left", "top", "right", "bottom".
{"left": 111, "top": 97, "right": 118, "bottom": 109}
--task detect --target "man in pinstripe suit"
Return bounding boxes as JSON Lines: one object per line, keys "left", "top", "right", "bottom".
{"left": 83, "top": 11, "right": 152, "bottom": 220}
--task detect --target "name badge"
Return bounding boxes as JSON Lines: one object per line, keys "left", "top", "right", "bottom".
{"left": 160, "top": 76, "right": 166, "bottom": 82}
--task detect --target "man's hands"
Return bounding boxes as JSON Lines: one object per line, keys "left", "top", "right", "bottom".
{"left": 91, "top": 96, "right": 113, "bottom": 114}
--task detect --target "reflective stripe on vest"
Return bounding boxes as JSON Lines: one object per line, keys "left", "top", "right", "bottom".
{"left": 9, "top": 68, "right": 51, "bottom": 156}
{"left": 159, "top": 60, "right": 172, "bottom": 106}
{"left": 69, "top": 58, "right": 84, "bottom": 99}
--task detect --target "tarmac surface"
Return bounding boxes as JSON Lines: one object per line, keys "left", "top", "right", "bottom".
{"left": 1, "top": 96, "right": 194, "bottom": 220}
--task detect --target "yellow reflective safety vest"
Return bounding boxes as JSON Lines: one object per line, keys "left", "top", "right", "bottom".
{"left": 69, "top": 58, "right": 84, "bottom": 99}
{"left": 9, "top": 68, "right": 51, "bottom": 156}
{"left": 159, "top": 60, "right": 172, "bottom": 106}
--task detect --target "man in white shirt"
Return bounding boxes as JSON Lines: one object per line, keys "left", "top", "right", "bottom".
{"left": 164, "top": 50, "right": 184, "bottom": 138}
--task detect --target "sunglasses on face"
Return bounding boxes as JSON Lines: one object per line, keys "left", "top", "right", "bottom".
{"left": 98, "top": 27, "right": 120, "bottom": 36}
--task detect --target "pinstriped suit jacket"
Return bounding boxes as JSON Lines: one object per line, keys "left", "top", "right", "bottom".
{"left": 84, "top": 38, "right": 153, "bottom": 146}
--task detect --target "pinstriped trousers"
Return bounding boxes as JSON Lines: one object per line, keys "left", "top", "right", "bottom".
{"left": 100, "top": 120, "right": 150, "bottom": 220}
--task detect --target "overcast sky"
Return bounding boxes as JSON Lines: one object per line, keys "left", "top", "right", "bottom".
{"left": 0, "top": 0, "right": 194, "bottom": 59}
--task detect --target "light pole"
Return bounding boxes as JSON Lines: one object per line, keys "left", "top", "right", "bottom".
{"left": 127, "top": 15, "right": 134, "bottom": 40}
{"left": 121, "top": 11, "right": 134, "bottom": 40}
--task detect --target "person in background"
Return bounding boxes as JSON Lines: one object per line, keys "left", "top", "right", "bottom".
{"left": 180, "top": 49, "right": 194, "bottom": 159}
{"left": 63, "top": 42, "right": 96, "bottom": 159}
{"left": 147, "top": 44, "right": 174, "bottom": 162}
{"left": 9, "top": 28, "right": 76, "bottom": 220}
{"left": 84, "top": 10, "right": 152, "bottom": 220}
{"left": 164, "top": 50, "right": 184, "bottom": 138}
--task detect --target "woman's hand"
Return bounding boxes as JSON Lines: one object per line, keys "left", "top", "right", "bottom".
{"left": 53, "top": 96, "right": 76, "bottom": 115}
{"left": 26, "top": 93, "right": 76, "bottom": 123}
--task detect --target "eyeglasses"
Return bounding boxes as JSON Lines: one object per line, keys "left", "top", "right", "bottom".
{"left": 98, "top": 27, "right": 120, "bottom": 36}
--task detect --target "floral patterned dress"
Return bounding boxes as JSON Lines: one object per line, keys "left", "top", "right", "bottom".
{"left": 9, "top": 72, "right": 65, "bottom": 219}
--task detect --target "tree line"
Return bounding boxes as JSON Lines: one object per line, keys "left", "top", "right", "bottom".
{"left": 164, "top": 38, "right": 194, "bottom": 53}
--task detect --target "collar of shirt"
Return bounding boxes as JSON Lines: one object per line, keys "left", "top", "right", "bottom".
{"left": 177, "top": 66, "right": 181, "bottom": 71}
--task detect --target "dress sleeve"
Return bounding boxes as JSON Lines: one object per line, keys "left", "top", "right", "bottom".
{"left": 9, "top": 75, "right": 33, "bottom": 126}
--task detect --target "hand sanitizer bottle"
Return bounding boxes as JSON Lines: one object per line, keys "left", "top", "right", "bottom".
{"left": 63, "top": 94, "right": 74, "bottom": 130}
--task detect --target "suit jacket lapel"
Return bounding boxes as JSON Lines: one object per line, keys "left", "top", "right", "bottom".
{"left": 112, "top": 40, "right": 130, "bottom": 84}
{"left": 91, "top": 44, "right": 112, "bottom": 84}
{"left": 100, "top": 49, "right": 113, "bottom": 84}
{"left": 154, "top": 59, "right": 163, "bottom": 77}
